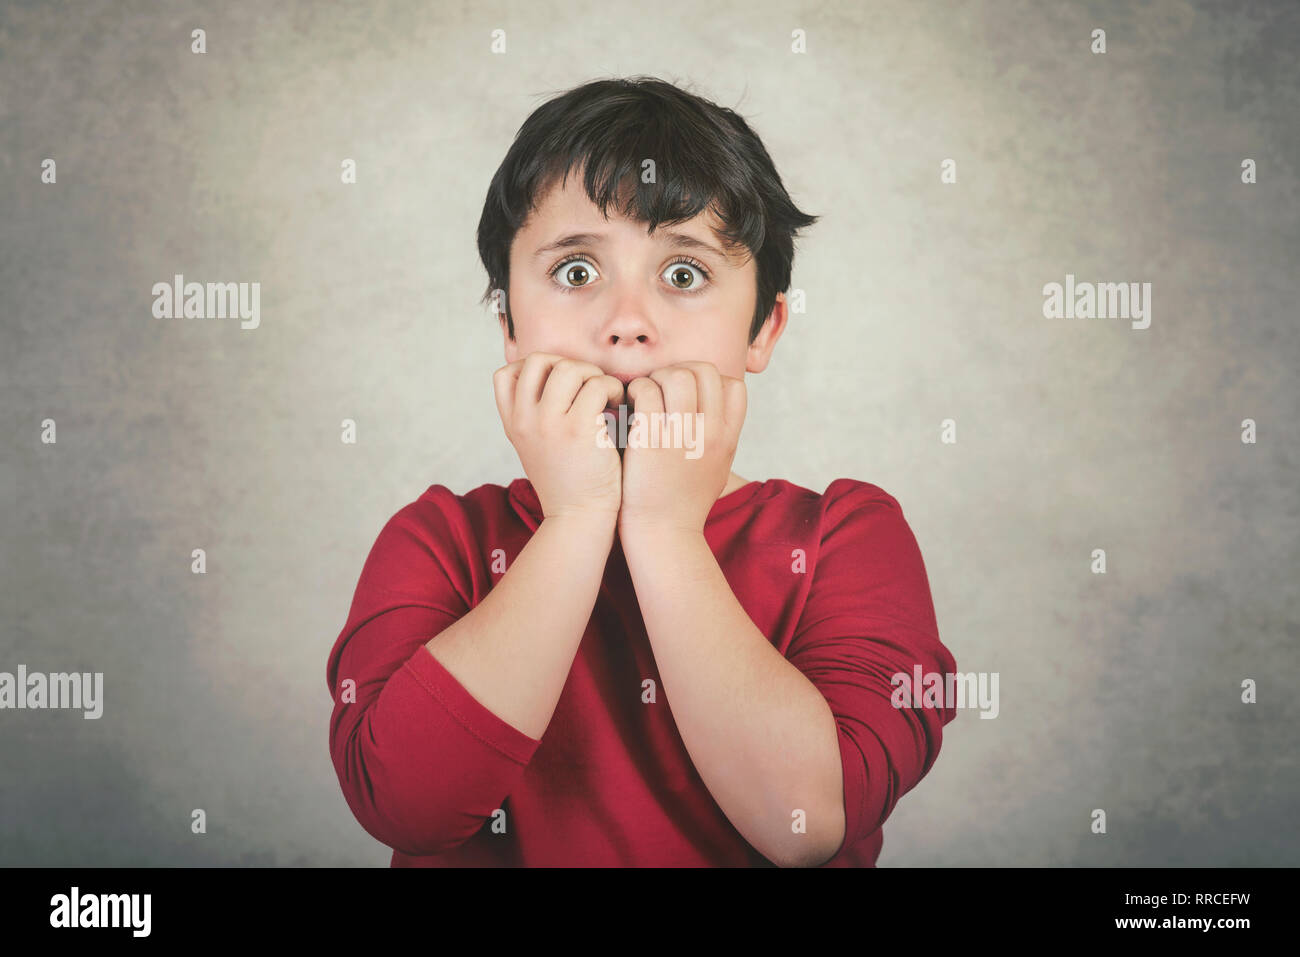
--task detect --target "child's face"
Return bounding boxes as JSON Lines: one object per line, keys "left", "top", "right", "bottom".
{"left": 502, "top": 171, "right": 786, "bottom": 395}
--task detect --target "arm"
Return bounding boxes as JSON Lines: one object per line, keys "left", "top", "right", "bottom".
{"left": 620, "top": 481, "right": 957, "bottom": 869}
{"left": 329, "top": 354, "right": 625, "bottom": 856}
{"left": 620, "top": 523, "right": 845, "bottom": 868}
{"left": 326, "top": 503, "right": 613, "bottom": 856}
{"left": 613, "top": 362, "right": 842, "bottom": 866}
{"left": 424, "top": 509, "right": 615, "bottom": 740}
{"left": 437, "top": 352, "right": 625, "bottom": 738}
{"left": 614, "top": 365, "right": 953, "bottom": 867}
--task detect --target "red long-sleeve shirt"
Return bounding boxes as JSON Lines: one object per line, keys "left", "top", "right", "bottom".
{"left": 326, "top": 476, "right": 957, "bottom": 866}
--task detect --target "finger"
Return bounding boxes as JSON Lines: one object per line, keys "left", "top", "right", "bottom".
{"left": 723, "top": 375, "right": 747, "bottom": 427}
{"left": 626, "top": 375, "right": 664, "bottom": 417}
{"left": 514, "top": 352, "right": 562, "bottom": 422}
{"left": 671, "top": 361, "right": 722, "bottom": 418}
{"left": 571, "top": 374, "right": 626, "bottom": 418}
{"left": 646, "top": 366, "right": 697, "bottom": 415}
{"left": 492, "top": 359, "right": 524, "bottom": 426}
{"left": 540, "top": 358, "right": 607, "bottom": 418}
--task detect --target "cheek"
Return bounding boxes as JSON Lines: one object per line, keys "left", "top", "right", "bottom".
{"left": 504, "top": 282, "right": 551, "bottom": 349}
{"left": 692, "top": 329, "right": 747, "bottom": 379}
{"left": 516, "top": 320, "right": 577, "bottom": 357}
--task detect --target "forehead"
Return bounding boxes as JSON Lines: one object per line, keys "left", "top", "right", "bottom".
{"left": 522, "top": 170, "right": 747, "bottom": 266}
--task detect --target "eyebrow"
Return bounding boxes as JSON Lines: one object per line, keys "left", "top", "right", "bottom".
{"left": 532, "top": 230, "right": 731, "bottom": 262}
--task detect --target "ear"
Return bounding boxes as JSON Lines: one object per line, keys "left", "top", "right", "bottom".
{"left": 745, "top": 292, "right": 789, "bottom": 374}
{"left": 497, "top": 293, "right": 519, "bottom": 363}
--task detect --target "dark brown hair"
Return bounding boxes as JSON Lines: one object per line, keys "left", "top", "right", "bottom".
{"left": 476, "top": 76, "right": 819, "bottom": 344}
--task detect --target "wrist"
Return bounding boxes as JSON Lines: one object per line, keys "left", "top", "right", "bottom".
{"left": 543, "top": 506, "right": 620, "bottom": 534}
{"left": 617, "top": 514, "right": 706, "bottom": 547}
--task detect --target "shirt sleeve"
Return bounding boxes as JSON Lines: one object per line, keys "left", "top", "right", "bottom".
{"left": 784, "top": 480, "right": 957, "bottom": 867}
{"left": 325, "top": 494, "right": 542, "bottom": 857}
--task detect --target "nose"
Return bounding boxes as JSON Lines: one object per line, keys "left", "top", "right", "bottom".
{"left": 606, "top": 318, "right": 652, "bottom": 347}
{"left": 600, "top": 282, "right": 658, "bottom": 348}
{"left": 612, "top": 331, "right": 646, "bottom": 345}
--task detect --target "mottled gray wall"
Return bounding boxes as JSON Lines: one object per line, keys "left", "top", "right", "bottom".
{"left": 2, "top": 0, "right": 1296, "bottom": 866}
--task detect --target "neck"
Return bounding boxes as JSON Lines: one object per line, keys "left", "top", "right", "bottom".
{"left": 721, "top": 472, "right": 750, "bottom": 498}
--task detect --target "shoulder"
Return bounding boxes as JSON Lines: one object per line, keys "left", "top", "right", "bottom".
{"left": 371, "top": 481, "right": 518, "bottom": 554}
{"left": 810, "top": 482, "right": 933, "bottom": 610}
{"left": 397, "top": 480, "right": 522, "bottom": 520}
{"left": 819, "top": 478, "right": 908, "bottom": 527}
{"left": 408, "top": 481, "right": 511, "bottom": 518}
{"left": 801, "top": 480, "right": 938, "bottom": 631}
{"left": 762, "top": 477, "right": 908, "bottom": 530}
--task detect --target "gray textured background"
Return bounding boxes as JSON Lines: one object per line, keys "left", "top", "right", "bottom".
{"left": 2, "top": 0, "right": 1296, "bottom": 866}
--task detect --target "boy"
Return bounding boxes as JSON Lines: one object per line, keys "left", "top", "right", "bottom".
{"left": 326, "top": 76, "right": 957, "bottom": 867}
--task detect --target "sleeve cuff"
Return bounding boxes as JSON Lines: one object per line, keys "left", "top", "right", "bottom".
{"left": 401, "top": 644, "right": 542, "bottom": 765}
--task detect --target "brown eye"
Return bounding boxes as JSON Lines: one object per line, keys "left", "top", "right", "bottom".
{"left": 662, "top": 259, "right": 709, "bottom": 293}
{"left": 551, "top": 257, "right": 599, "bottom": 290}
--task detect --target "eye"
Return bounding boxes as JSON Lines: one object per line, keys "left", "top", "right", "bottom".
{"left": 662, "top": 258, "right": 710, "bottom": 293}
{"left": 547, "top": 254, "right": 713, "bottom": 296}
{"left": 550, "top": 256, "right": 599, "bottom": 292}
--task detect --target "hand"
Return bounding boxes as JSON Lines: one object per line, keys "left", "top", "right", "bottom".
{"left": 493, "top": 352, "right": 626, "bottom": 523}
{"left": 618, "top": 361, "right": 746, "bottom": 537}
